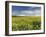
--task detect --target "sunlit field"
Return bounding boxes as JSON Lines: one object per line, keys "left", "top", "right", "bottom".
{"left": 12, "top": 16, "right": 41, "bottom": 31}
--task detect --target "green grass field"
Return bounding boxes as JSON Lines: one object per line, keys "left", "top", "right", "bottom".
{"left": 12, "top": 16, "right": 41, "bottom": 31}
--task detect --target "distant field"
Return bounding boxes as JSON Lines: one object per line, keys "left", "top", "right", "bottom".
{"left": 12, "top": 16, "right": 41, "bottom": 31}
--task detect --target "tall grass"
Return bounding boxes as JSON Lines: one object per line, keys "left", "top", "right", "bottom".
{"left": 12, "top": 16, "right": 41, "bottom": 31}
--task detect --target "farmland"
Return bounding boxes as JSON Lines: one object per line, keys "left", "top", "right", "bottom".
{"left": 12, "top": 16, "right": 41, "bottom": 31}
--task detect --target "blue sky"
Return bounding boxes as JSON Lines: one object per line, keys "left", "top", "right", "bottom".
{"left": 12, "top": 6, "right": 41, "bottom": 16}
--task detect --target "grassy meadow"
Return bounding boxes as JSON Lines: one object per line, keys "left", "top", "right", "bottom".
{"left": 12, "top": 16, "right": 41, "bottom": 31}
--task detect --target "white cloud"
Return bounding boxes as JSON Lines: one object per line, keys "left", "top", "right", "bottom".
{"left": 17, "top": 14, "right": 26, "bottom": 16}
{"left": 34, "top": 9, "right": 41, "bottom": 16}
{"left": 21, "top": 11, "right": 33, "bottom": 14}
{"left": 12, "top": 9, "right": 41, "bottom": 16}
